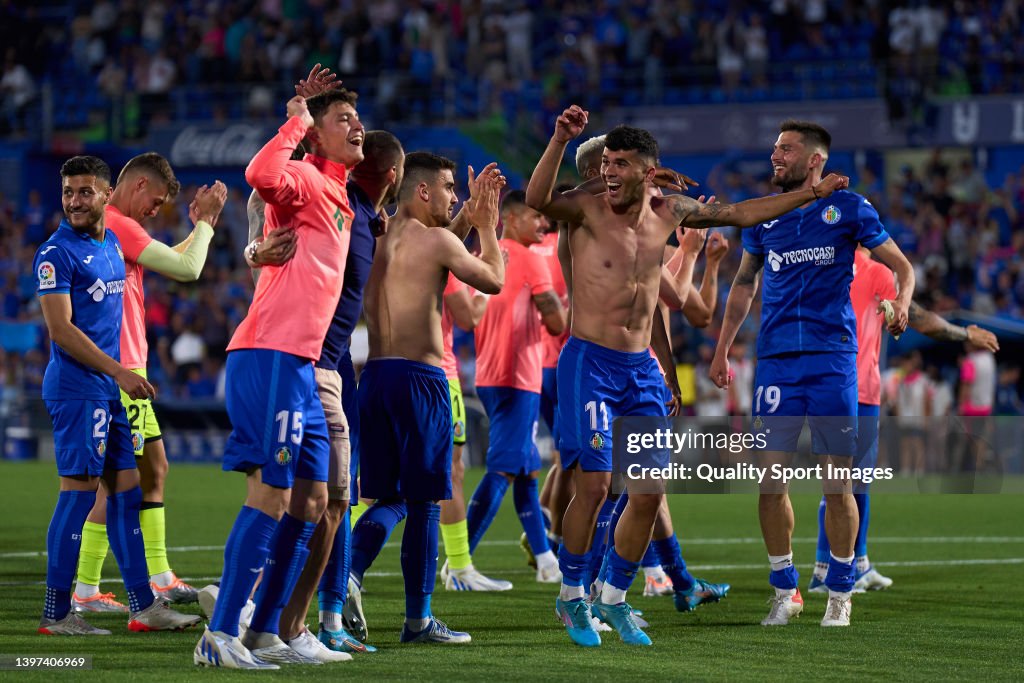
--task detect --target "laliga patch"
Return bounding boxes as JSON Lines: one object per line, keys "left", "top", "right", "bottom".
{"left": 275, "top": 446, "right": 292, "bottom": 465}
{"left": 38, "top": 261, "right": 56, "bottom": 289}
{"left": 589, "top": 433, "right": 606, "bottom": 450}
{"left": 821, "top": 205, "right": 841, "bottom": 224}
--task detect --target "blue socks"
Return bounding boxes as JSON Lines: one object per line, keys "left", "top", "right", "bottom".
{"left": 513, "top": 476, "right": 549, "bottom": 555}
{"left": 558, "top": 547, "right": 589, "bottom": 588}
{"left": 825, "top": 554, "right": 857, "bottom": 592}
{"left": 106, "top": 486, "right": 153, "bottom": 613}
{"left": 351, "top": 499, "right": 407, "bottom": 584}
{"left": 402, "top": 501, "right": 440, "bottom": 620}
{"left": 318, "top": 506, "right": 351, "bottom": 614}
{"left": 640, "top": 544, "right": 660, "bottom": 568}
{"left": 209, "top": 506, "right": 277, "bottom": 637}
{"left": 769, "top": 566, "right": 799, "bottom": 591}
{"left": 816, "top": 493, "right": 870, "bottom": 563}
{"left": 652, "top": 534, "right": 695, "bottom": 591}
{"left": 604, "top": 547, "right": 640, "bottom": 592}
{"left": 44, "top": 490, "right": 94, "bottom": 620}
{"left": 250, "top": 513, "right": 316, "bottom": 635}
{"left": 585, "top": 496, "right": 617, "bottom": 586}
{"left": 466, "top": 472, "right": 510, "bottom": 554}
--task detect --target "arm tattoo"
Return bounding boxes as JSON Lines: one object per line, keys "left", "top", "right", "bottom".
{"left": 247, "top": 191, "right": 266, "bottom": 242}
{"left": 533, "top": 291, "right": 562, "bottom": 316}
{"left": 908, "top": 301, "right": 968, "bottom": 341}
{"left": 734, "top": 253, "right": 764, "bottom": 287}
{"left": 669, "top": 196, "right": 729, "bottom": 227}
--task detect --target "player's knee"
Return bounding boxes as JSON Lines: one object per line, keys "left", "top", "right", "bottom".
{"left": 575, "top": 476, "right": 610, "bottom": 506}
{"left": 321, "top": 498, "right": 347, "bottom": 529}
{"left": 627, "top": 492, "right": 662, "bottom": 517}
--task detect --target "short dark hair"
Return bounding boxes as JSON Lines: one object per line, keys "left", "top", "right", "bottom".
{"left": 779, "top": 119, "right": 831, "bottom": 152}
{"left": 604, "top": 125, "right": 659, "bottom": 166}
{"left": 500, "top": 189, "right": 528, "bottom": 216}
{"left": 360, "top": 130, "right": 405, "bottom": 172}
{"left": 117, "top": 152, "right": 181, "bottom": 199}
{"left": 399, "top": 151, "right": 456, "bottom": 199}
{"left": 306, "top": 89, "right": 359, "bottom": 126}
{"left": 60, "top": 156, "right": 111, "bottom": 184}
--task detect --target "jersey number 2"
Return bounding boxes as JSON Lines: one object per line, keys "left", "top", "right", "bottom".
{"left": 93, "top": 408, "right": 108, "bottom": 438}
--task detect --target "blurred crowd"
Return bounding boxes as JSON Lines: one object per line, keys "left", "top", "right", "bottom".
{"left": 1, "top": 147, "right": 1021, "bottom": 419}
{"left": 3, "top": 0, "right": 1024, "bottom": 136}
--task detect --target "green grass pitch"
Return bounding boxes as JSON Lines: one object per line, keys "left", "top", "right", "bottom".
{"left": 1, "top": 461, "right": 1022, "bottom": 681}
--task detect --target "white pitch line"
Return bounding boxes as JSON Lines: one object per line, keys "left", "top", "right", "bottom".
{"left": 3, "top": 536, "right": 1023, "bottom": 560}
{"left": 1, "top": 557, "right": 1022, "bottom": 587}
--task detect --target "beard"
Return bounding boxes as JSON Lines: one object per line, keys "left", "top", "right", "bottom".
{"left": 434, "top": 206, "right": 453, "bottom": 227}
{"left": 771, "top": 167, "right": 808, "bottom": 193}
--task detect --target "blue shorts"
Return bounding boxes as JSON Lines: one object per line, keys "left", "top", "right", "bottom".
{"left": 751, "top": 351, "right": 858, "bottom": 456}
{"left": 556, "top": 337, "right": 669, "bottom": 472}
{"left": 478, "top": 386, "right": 541, "bottom": 475}
{"left": 223, "top": 349, "right": 330, "bottom": 488}
{"left": 338, "top": 351, "right": 360, "bottom": 503}
{"left": 46, "top": 398, "right": 135, "bottom": 476}
{"left": 357, "top": 359, "right": 452, "bottom": 502}
{"left": 540, "top": 366, "right": 559, "bottom": 446}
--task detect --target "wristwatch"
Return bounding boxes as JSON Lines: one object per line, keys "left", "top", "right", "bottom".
{"left": 246, "top": 239, "right": 261, "bottom": 266}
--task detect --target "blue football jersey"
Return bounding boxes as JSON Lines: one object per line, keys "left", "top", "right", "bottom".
{"left": 741, "top": 190, "right": 889, "bottom": 358}
{"left": 317, "top": 181, "right": 379, "bottom": 371}
{"left": 34, "top": 220, "right": 127, "bottom": 400}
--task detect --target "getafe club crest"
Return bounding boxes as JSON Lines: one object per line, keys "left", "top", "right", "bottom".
{"left": 590, "top": 433, "right": 605, "bottom": 450}
{"left": 275, "top": 447, "right": 292, "bottom": 465}
{"left": 821, "top": 205, "right": 841, "bottom": 224}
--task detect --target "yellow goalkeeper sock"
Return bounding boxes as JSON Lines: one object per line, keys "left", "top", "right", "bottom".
{"left": 140, "top": 504, "right": 171, "bottom": 576}
{"left": 76, "top": 521, "right": 109, "bottom": 586}
{"left": 440, "top": 520, "right": 472, "bottom": 571}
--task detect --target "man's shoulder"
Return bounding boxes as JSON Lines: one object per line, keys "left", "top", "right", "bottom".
{"left": 104, "top": 205, "right": 143, "bottom": 230}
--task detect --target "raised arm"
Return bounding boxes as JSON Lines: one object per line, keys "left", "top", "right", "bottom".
{"left": 445, "top": 287, "right": 488, "bottom": 331}
{"left": 440, "top": 172, "right": 505, "bottom": 294}
{"left": 674, "top": 230, "right": 728, "bottom": 326}
{"left": 659, "top": 226, "right": 705, "bottom": 312}
{"left": 662, "top": 173, "right": 849, "bottom": 228}
{"left": 710, "top": 250, "right": 764, "bottom": 388}
{"left": 448, "top": 163, "right": 506, "bottom": 240}
{"left": 692, "top": 231, "right": 728, "bottom": 324}
{"left": 245, "top": 96, "right": 322, "bottom": 209}
{"left": 659, "top": 195, "right": 716, "bottom": 314}
{"left": 869, "top": 237, "right": 915, "bottom": 335}
{"left": 526, "top": 105, "right": 589, "bottom": 224}
{"left": 39, "top": 294, "right": 155, "bottom": 400}
{"left": 137, "top": 182, "right": 226, "bottom": 282}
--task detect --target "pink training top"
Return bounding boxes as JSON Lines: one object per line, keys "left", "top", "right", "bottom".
{"left": 441, "top": 272, "right": 462, "bottom": 380}
{"left": 229, "top": 116, "right": 354, "bottom": 361}
{"left": 529, "top": 231, "right": 569, "bottom": 368}
{"left": 475, "top": 239, "right": 553, "bottom": 391}
{"left": 104, "top": 205, "right": 153, "bottom": 370}
{"left": 852, "top": 249, "right": 897, "bottom": 406}
{"left": 960, "top": 350, "right": 995, "bottom": 415}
